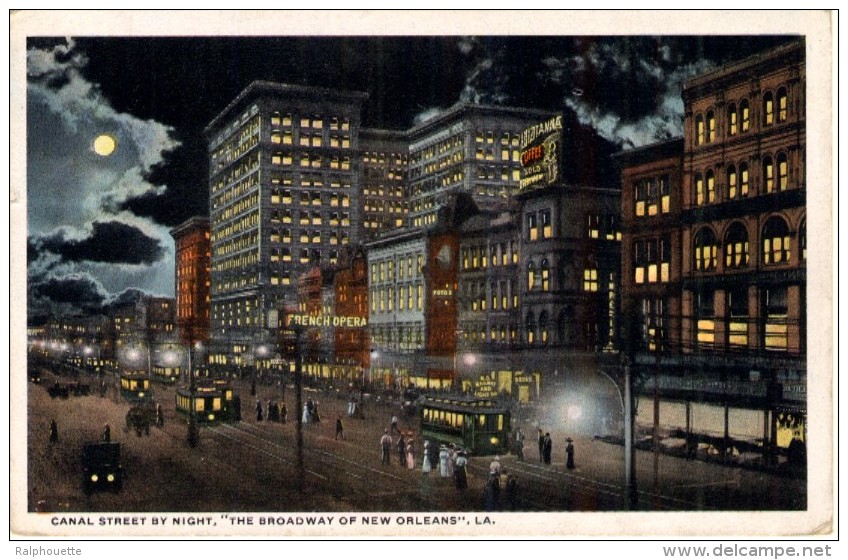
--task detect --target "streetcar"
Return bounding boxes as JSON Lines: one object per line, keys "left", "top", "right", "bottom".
{"left": 120, "top": 370, "right": 153, "bottom": 402}
{"left": 152, "top": 364, "right": 180, "bottom": 384}
{"left": 175, "top": 380, "right": 238, "bottom": 423}
{"left": 419, "top": 395, "right": 511, "bottom": 456}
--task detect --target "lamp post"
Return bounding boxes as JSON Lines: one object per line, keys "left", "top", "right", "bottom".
{"left": 187, "top": 340, "right": 200, "bottom": 448}
{"left": 599, "top": 355, "right": 638, "bottom": 510}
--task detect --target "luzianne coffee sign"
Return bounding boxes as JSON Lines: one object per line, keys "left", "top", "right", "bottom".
{"left": 518, "top": 114, "right": 563, "bottom": 191}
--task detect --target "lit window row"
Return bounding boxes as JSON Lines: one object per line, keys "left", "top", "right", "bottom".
{"left": 633, "top": 237, "right": 671, "bottom": 284}
{"left": 694, "top": 87, "right": 790, "bottom": 146}
{"left": 370, "top": 283, "right": 424, "bottom": 314}
{"left": 633, "top": 175, "right": 671, "bottom": 217}
{"left": 695, "top": 153, "right": 790, "bottom": 207}
{"left": 461, "top": 242, "right": 519, "bottom": 270}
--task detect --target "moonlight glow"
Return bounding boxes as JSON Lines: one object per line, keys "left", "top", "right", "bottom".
{"left": 93, "top": 134, "right": 116, "bottom": 156}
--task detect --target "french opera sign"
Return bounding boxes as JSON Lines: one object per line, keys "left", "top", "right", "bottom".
{"left": 519, "top": 114, "right": 563, "bottom": 191}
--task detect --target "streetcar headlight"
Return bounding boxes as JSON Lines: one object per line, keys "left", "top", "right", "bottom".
{"left": 139, "top": 392, "right": 145, "bottom": 397}
{"left": 490, "top": 437, "right": 499, "bottom": 445}
{"left": 90, "top": 474, "right": 98, "bottom": 482}
{"left": 208, "top": 413, "right": 215, "bottom": 421}
{"left": 107, "top": 474, "right": 115, "bottom": 482}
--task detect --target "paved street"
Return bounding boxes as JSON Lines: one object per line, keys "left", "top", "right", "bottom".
{"left": 27, "top": 367, "right": 805, "bottom": 513}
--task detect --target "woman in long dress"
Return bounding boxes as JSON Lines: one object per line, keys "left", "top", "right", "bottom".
{"left": 454, "top": 450, "right": 468, "bottom": 490}
{"left": 422, "top": 441, "right": 432, "bottom": 474}
{"left": 439, "top": 445, "right": 450, "bottom": 478}
{"left": 406, "top": 442, "right": 415, "bottom": 470}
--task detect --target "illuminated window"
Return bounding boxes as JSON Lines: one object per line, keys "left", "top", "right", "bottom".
{"left": 739, "top": 162, "right": 750, "bottom": 196}
{"left": 705, "top": 170, "right": 716, "bottom": 203}
{"left": 724, "top": 222, "right": 750, "bottom": 269}
{"left": 540, "top": 259, "right": 550, "bottom": 291}
{"left": 777, "top": 152, "right": 789, "bottom": 191}
{"left": 727, "top": 287, "right": 749, "bottom": 348}
{"left": 693, "top": 228, "right": 718, "bottom": 271}
{"left": 587, "top": 214, "right": 600, "bottom": 238}
{"left": 763, "top": 92, "right": 774, "bottom": 126}
{"left": 777, "top": 87, "right": 788, "bottom": 123}
{"left": 527, "top": 261, "right": 536, "bottom": 290}
{"left": 695, "top": 173, "right": 705, "bottom": 206}
{"left": 763, "top": 156, "right": 775, "bottom": 193}
{"left": 706, "top": 111, "right": 716, "bottom": 143}
{"left": 740, "top": 99, "right": 750, "bottom": 132}
{"left": 695, "top": 114, "right": 705, "bottom": 145}
{"left": 762, "top": 217, "right": 791, "bottom": 265}
{"left": 634, "top": 237, "right": 670, "bottom": 284}
{"left": 641, "top": 298, "right": 665, "bottom": 351}
{"left": 540, "top": 209, "right": 552, "bottom": 238}
{"left": 727, "top": 166, "right": 738, "bottom": 199}
{"left": 727, "top": 104, "right": 738, "bottom": 136}
{"left": 525, "top": 312, "right": 536, "bottom": 344}
{"left": 763, "top": 287, "right": 788, "bottom": 351}
{"left": 695, "top": 290, "right": 715, "bottom": 348}
{"left": 527, "top": 213, "right": 538, "bottom": 241}
{"left": 583, "top": 268, "right": 598, "bottom": 292}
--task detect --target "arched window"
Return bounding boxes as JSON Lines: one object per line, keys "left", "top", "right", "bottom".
{"left": 739, "top": 162, "right": 750, "bottom": 197}
{"left": 706, "top": 111, "right": 716, "bottom": 143}
{"left": 695, "top": 172, "right": 705, "bottom": 205}
{"left": 727, "top": 103, "right": 738, "bottom": 136}
{"left": 525, "top": 311, "right": 536, "bottom": 345}
{"left": 763, "top": 91, "right": 774, "bottom": 126}
{"left": 527, "top": 260, "right": 536, "bottom": 290}
{"left": 763, "top": 156, "right": 775, "bottom": 193}
{"left": 727, "top": 165, "right": 738, "bottom": 199}
{"left": 539, "top": 311, "right": 550, "bottom": 345}
{"left": 762, "top": 216, "right": 791, "bottom": 265}
{"left": 777, "top": 87, "right": 788, "bottom": 122}
{"left": 724, "top": 222, "right": 750, "bottom": 269}
{"left": 705, "top": 170, "right": 716, "bottom": 203}
{"left": 777, "top": 152, "right": 789, "bottom": 191}
{"left": 694, "top": 228, "right": 718, "bottom": 271}
{"left": 540, "top": 258, "right": 550, "bottom": 291}
{"left": 740, "top": 99, "right": 751, "bottom": 132}
{"left": 695, "top": 114, "right": 705, "bottom": 145}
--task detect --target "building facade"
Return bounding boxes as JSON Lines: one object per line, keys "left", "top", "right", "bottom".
{"left": 170, "top": 216, "right": 211, "bottom": 346}
{"left": 406, "top": 103, "right": 554, "bottom": 229}
{"left": 205, "top": 82, "right": 368, "bottom": 364}
{"left": 360, "top": 129, "right": 409, "bottom": 239}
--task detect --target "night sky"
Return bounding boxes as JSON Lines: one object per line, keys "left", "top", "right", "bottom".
{"left": 25, "top": 35, "right": 797, "bottom": 323}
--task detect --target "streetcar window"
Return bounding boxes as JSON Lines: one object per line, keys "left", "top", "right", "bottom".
{"left": 195, "top": 399, "right": 205, "bottom": 412}
{"left": 456, "top": 414, "right": 463, "bottom": 428}
{"left": 143, "top": 380, "right": 150, "bottom": 389}
{"left": 225, "top": 390, "right": 233, "bottom": 401}
{"left": 213, "top": 398, "right": 222, "bottom": 411}
{"left": 479, "top": 414, "right": 486, "bottom": 427}
{"left": 498, "top": 415, "right": 503, "bottom": 431}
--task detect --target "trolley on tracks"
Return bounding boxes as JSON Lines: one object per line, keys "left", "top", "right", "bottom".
{"left": 419, "top": 395, "right": 511, "bottom": 456}
{"left": 175, "top": 380, "right": 238, "bottom": 423}
{"left": 120, "top": 370, "right": 153, "bottom": 402}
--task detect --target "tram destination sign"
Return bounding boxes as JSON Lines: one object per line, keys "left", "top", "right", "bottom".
{"left": 518, "top": 114, "right": 563, "bottom": 191}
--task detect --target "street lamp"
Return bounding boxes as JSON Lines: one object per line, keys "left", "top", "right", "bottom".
{"left": 369, "top": 349, "right": 379, "bottom": 388}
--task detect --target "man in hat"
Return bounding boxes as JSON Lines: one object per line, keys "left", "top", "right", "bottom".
{"left": 565, "top": 437, "right": 575, "bottom": 469}
{"left": 380, "top": 429, "right": 392, "bottom": 465}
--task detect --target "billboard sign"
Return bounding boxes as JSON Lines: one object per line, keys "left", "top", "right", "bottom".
{"left": 518, "top": 114, "right": 563, "bottom": 191}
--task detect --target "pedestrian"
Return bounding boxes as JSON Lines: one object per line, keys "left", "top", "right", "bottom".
{"left": 489, "top": 455, "right": 502, "bottom": 476}
{"left": 103, "top": 423, "right": 111, "bottom": 443}
{"left": 454, "top": 450, "right": 468, "bottom": 490}
{"left": 485, "top": 470, "right": 501, "bottom": 511}
{"left": 514, "top": 427, "right": 525, "bottom": 461}
{"left": 390, "top": 415, "right": 399, "bottom": 434}
{"left": 280, "top": 402, "right": 288, "bottom": 423}
{"left": 156, "top": 404, "right": 164, "bottom": 427}
{"left": 406, "top": 441, "right": 415, "bottom": 470}
{"left": 266, "top": 399, "right": 272, "bottom": 421}
{"left": 250, "top": 379, "right": 256, "bottom": 396}
{"left": 307, "top": 399, "right": 314, "bottom": 420}
{"left": 439, "top": 445, "right": 450, "bottom": 478}
{"left": 543, "top": 432, "right": 553, "bottom": 465}
{"left": 447, "top": 444, "right": 456, "bottom": 478}
{"left": 422, "top": 441, "right": 432, "bottom": 474}
{"left": 335, "top": 415, "right": 345, "bottom": 441}
{"left": 302, "top": 403, "right": 311, "bottom": 424}
{"left": 48, "top": 419, "right": 58, "bottom": 445}
{"left": 538, "top": 428, "right": 545, "bottom": 463}
{"left": 312, "top": 401, "right": 321, "bottom": 423}
{"left": 397, "top": 433, "right": 406, "bottom": 466}
{"left": 505, "top": 474, "right": 518, "bottom": 511}
{"left": 380, "top": 430, "right": 392, "bottom": 465}
{"left": 256, "top": 399, "right": 263, "bottom": 422}
{"left": 565, "top": 437, "right": 575, "bottom": 470}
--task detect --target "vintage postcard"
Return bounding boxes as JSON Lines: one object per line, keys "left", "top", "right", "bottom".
{"left": 9, "top": 10, "right": 836, "bottom": 540}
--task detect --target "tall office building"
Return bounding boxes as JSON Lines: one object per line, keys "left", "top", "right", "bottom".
{"left": 170, "top": 216, "right": 211, "bottom": 346}
{"left": 205, "top": 82, "right": 367, "bottom": 364}
{"left": 360, "top": 128, "right": 409, "bottom": 239}
{"left": 407, "top": 103, "right": 554, "bottom": 229}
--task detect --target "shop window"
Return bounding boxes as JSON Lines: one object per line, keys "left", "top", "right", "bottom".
{"left": 695, "top": 290, "right": 715, "bottom": 348}
{"left": 762, "top": 287, "right": 788, "bottom": 351}
{"left": 727, "top": 287, "right": 749, "bottom": 349}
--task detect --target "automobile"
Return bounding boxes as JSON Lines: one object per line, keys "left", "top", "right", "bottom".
{"left": 82, "top": 442, "right": 123, "bottom": 494}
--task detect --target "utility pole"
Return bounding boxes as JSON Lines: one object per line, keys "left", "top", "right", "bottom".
{"left": 294, "top": 324, "right": 305, "bottom": 491}
{"left": 623, "top": 357, "right": 638, "bottom": 509}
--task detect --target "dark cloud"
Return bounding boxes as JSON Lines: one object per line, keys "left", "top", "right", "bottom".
{"left": 28, "top": 273, "right": 110, "bottom": 320}
{"left": 32, "top": 221, "right": 165, "bottom": 265}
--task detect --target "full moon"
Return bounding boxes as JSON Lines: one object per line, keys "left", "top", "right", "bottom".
{"left": 93, "top": 134, "right": 116, "bottom": 156}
